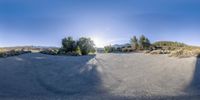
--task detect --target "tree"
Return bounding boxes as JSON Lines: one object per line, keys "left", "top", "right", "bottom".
{"left": 90, "top": 48, "right": 96, "bottom": 54}
{"left": 77, "top": 37, "right": 95, "bottom": 55}
{"left": 139, "top": 35, "right": 146, "bottom": 49}
{"left": 144, "top": 38, "right": 151, "bottom": 49}
{"left": 139, "top": 35, "right": 151, "bottom": 50}
{"left": 130, "top": 36, "right": 139, "bottom": 50}
{"left": 75, "top": 46, "right": 82, "bottom": 55}
{"left": 61, "top": 36, "right": 76, "bottom": 53}
{"left": 104, "top": 45, "right": 114, "bottom": 53}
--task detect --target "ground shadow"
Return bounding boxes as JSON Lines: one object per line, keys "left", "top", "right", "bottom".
{"left": 2, "top": 53, "right": 200, "bottom": 100}
{"left": 185, "top": 54, "right": 200, "bottom": 92}
{"left": 32, "top": 54, "right": 107, "bottom": 96}
{"left": 0, "top": 54, "right": 109, "bottom": 99}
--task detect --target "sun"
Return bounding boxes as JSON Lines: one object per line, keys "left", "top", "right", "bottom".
{"left": 91, "top": 37, "right": 106, "bottom": 48}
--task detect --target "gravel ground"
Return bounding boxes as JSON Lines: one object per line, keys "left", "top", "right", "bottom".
{"left": 0, "top": 53, "right": 200, "bottom": 100}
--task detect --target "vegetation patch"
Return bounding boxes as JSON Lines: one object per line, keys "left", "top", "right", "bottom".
{"left": 169, "top": 47, "right": 200, "bottom": 58}
{"left": 104, "top": 35, "right": 151, "bottom": 53}
{"left": 102, "top": 35, "right": 200, "bottom": 58}
{"left": 153, "top": 41, "right": 186, "bottom": 47}
{"left": 0, "top": 49, "right": 31, "bottom": 58}
{"left": 40, "top": 37, "right": 95, "bottom": 56}
{"left": 40, "top": 49, "right": 59, "bottom": 55}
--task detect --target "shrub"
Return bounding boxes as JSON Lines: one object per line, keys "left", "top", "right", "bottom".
{"left": 0, "top": 52, "right": 6, "bottom": 57}
{"left": 65, "top": 51, "right": 80, "bottom": 56}
{"left": 40, "top": 49, "right": 59, "bottom": 55}
{"left": 130, "top": 36, "right": 139, "bottom": 50}
{"left": 41, "top": 37, "right": 95, "bottom": 56}
{"left": 57, "top": 48, "right": 65, "bottom": 54}
{"left": 122, "top": 48, "right": 133, "bottom": 52}
{"left": 0, "top": 49, "right": 31, "bottom": 58}
{"left": 77, "top": 37, "right": 95, "bottom": 55}
{"left": 104, "top": 45, "right": 114, "bottom": 53}
{"left": 90, "top": 48, "right": 96, "bottom": 54}
{"left": 75, "top": 46, "right": 82, "bottom": 55}
{"left": 40, "top": 48, "right": 82, "bottom": 56}
{"left": 62, "top": 37, "right": 76, "bottom": 53}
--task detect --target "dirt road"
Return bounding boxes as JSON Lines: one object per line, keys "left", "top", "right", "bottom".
{"left": 0, "top": 53, "right": 199, "bottom": 100}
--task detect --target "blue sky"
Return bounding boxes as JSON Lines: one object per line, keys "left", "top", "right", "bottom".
{"left": 0, "top": 0, "right": 200, "bottom": 47}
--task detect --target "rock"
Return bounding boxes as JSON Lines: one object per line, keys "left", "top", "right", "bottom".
{"left": 150, "top": 50, "right": 162, "bottom": 54}
{"left": 144, "top": 50, "right": 151, "bottom": 54}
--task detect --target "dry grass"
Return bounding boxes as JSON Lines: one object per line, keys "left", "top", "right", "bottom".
{"left": 169, "top": 46, "right": 200, "bottom": 58}
{"left": 0, "top": 48, "right": 5, "bottom": 53}
{"left": 146, "top": 46, "right": 200, "bottom": 58}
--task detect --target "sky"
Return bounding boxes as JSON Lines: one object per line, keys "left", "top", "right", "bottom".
{"left": 0, "top": 0, "right": 200, "bottom": 47}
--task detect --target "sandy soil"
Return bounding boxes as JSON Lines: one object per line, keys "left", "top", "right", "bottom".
{"left": 0, "top": 53, "right": 200, "bottom": 100}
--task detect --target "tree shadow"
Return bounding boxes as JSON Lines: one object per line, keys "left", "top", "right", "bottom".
{"left": 0, "top": 54, "right": 108, "bottom": 99}
{"left": 31, "top": 54, "right": 106, "bottom": 95}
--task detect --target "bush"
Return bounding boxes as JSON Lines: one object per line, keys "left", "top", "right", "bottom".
{"left": 57, "top": 48, "right": 65, "bottom": 55}
{"left": 40, "top": 37, "right": 95, "bottom": 56}
{"left": 40, "top": 49, "right": 82, "bottom": 56}
{"left": 130, "top": 36, "right": 139, "bottom": 50}
{"left": 40, "top": 49, "right": 59, "bottom": 55}
{"left": 90, "top": 48, "right": 96, "bottom": 54}
{"left": 77, "top": 37, "right": 95, "bottom": 55}
{"left": 104, "top": 45, "right": 114, "bottom": 53}
{"left": 62, "top": 37, "right": 76, "bottom": 53}
{"left": 65, "top": 51, "right": 80, "bottom": 56}
{"left": 75, "top": 46, "right": 82, "bottom": 55}
{"left": 0, "top": 52, "right": 6, "bottom": 57}
{"left": 122, "top": 48, "right": 133, "bottom": 52}
{"left": 0, "top": 49, "right": 31, "bottom": 58}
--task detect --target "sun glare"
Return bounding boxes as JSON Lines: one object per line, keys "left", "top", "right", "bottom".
{"left": 91, "top": 37, "right": 106, "bottom": 48}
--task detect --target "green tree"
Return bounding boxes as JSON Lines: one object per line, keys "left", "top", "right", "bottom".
{"left": 104, "top": 45, "right": 114, "bottom": 53}
{"left": 139, "top": 35, "right": 151, "bottom": 50}
{"left": 77, "top": 37, "right": 95, "bottom": 55}
{"left": 61, "top": 36, "right": 76, "bottom": 53}
{"left": 139, "top": 35, "right": 146, "bottom": 49}
{"left": 75, "top": 46, "right": 82, "bottom": 55}
{"left": 144, "top": 38, "right": 151, "bottom": 49}
{"left": 90, "top": 48, "right": 96, "bottom": 54}
{"left": 130, "top": 36, "right": 139, "bottom": 50}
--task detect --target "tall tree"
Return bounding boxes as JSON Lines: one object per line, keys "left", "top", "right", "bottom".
{"left": 144, "top": 38, "right": 151, "bottom": 49}
{"left": 130, "top": 36, "right": 139, "bottom": 50}
{"left": 139, "top": 35, "right": 146, "bottom": 49}
{"left": 139, "top": 35, "right": 151, "bottom": 50}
